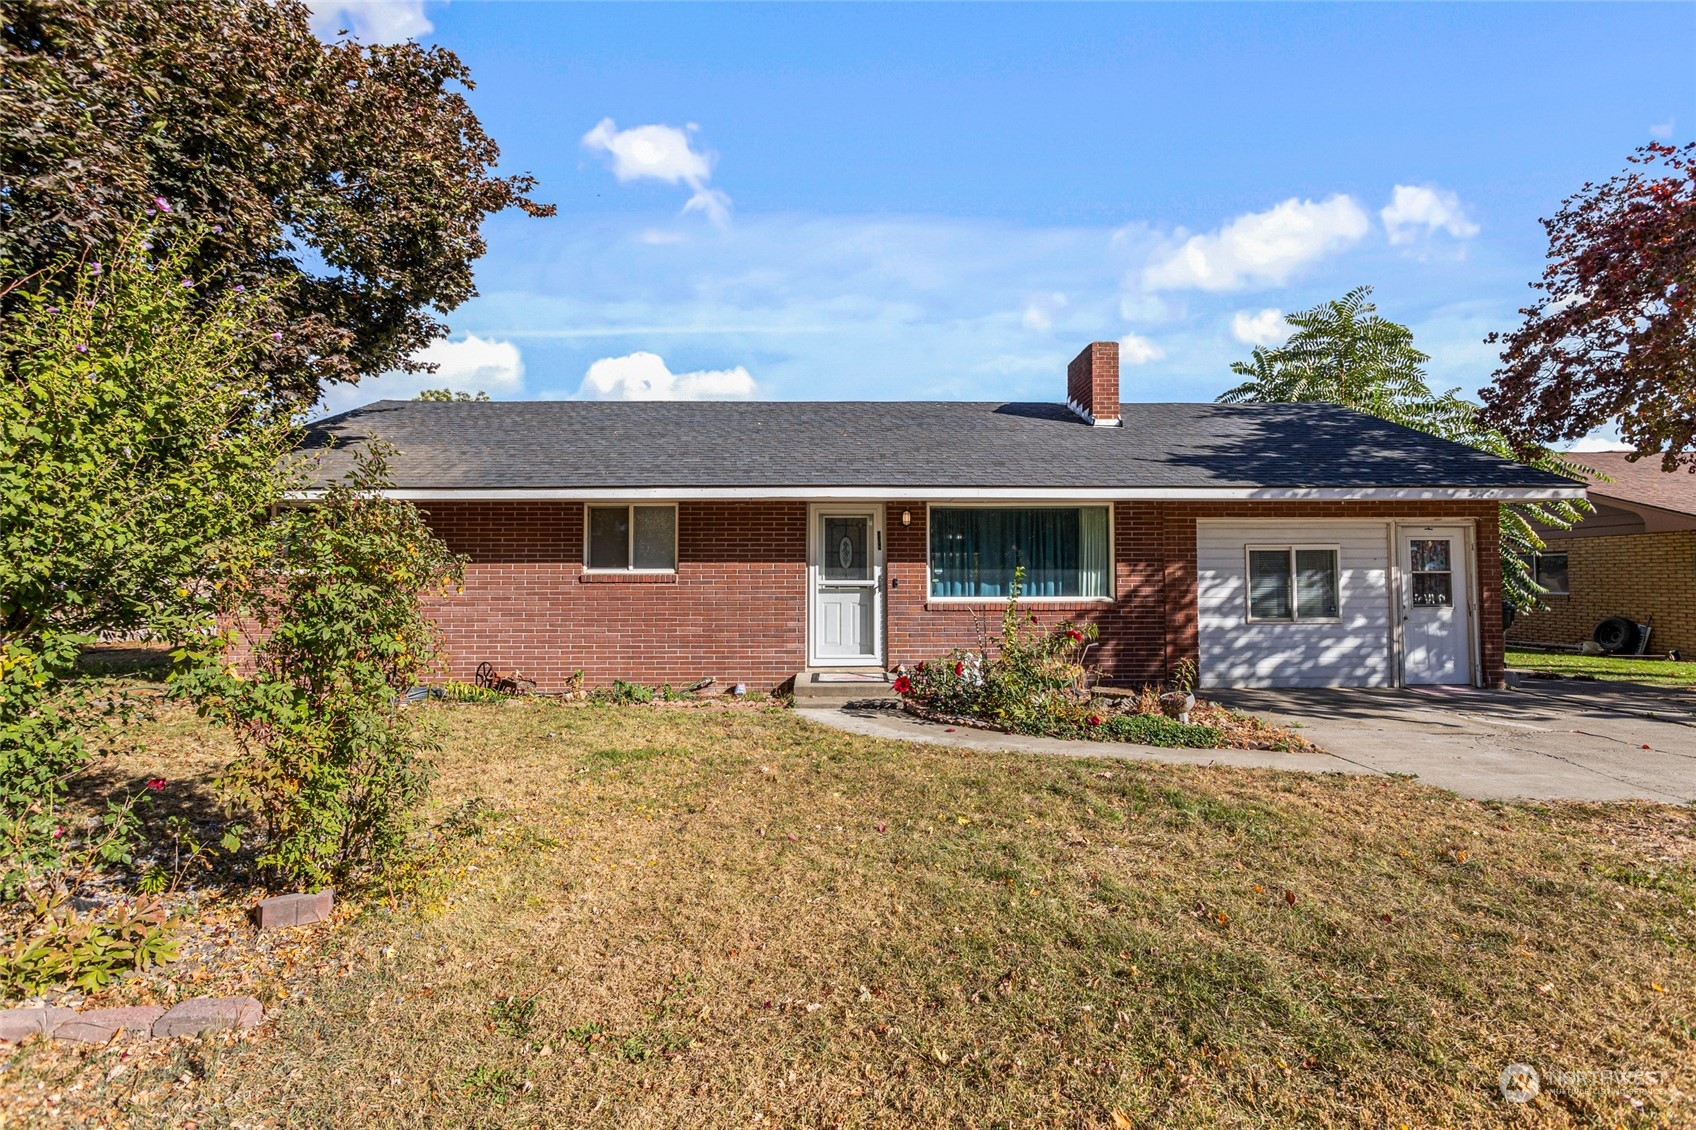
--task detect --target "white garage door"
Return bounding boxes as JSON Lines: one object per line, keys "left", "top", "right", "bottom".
{"left": 1197, "top": 520, "right": 1395, "bottom": 688}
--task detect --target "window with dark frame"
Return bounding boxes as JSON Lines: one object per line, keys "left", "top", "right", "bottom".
{"left": 585, "top": 504, "right": 677, "bottom": 571}
{"left": 1533, "top": 552, "right": 1569, "bottom": 596}
{"left": 1246, "top": 546, "right": 1340, "bottom": 621}
{"left": 927, "top": 506, "right": 1111, "bottom": 599}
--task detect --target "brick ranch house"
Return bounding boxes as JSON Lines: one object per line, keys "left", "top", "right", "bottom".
{"left": 1507, "top": 451, "right": 1696, "bottom": 657}
{"left": 300, "top": 342, "right": 1580, "bottom": 694}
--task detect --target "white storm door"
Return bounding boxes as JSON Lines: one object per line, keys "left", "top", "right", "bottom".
{"left": 810, "top": 510, "right": 881, "bottom": 666}
{"left": 1399, "top": 528, "right": 1473, "bottom": 685}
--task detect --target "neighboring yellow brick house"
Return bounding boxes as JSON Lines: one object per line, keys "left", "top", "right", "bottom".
{"left": 1507, "top": 452, "right": 1696, "bottom": 657}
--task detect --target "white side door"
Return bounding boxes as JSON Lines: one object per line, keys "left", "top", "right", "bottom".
{"left": 809, "top": 509, "right": 882, "bottom": 667}
{"left": 1399, "top": 527, "right": 1473, "bottom": 685}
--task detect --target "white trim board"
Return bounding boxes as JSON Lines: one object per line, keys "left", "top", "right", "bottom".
{"left": 285, "top": 485, "right": 1583, "bottom": 503}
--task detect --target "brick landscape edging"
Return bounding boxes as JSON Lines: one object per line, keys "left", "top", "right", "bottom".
{"left": 0, "top": 996, "right": 262, "bottom": 1044}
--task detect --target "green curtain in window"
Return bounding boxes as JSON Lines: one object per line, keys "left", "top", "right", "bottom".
{"left": 929, "top": 507, "right": 1109, "bottom": 598}
{"left": 1078, "top": 506, "right": 1109, "bottom": 597}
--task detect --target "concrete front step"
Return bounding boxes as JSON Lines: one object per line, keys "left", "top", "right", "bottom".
{"left": 791, "top": 669, "right": 898, "bottom": 704}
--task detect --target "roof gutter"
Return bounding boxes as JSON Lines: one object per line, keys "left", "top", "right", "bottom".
{"left": 283, "top": 484, "right": 1585, "bottom": 503}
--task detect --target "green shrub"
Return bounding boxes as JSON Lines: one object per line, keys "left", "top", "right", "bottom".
{"left": 901, "top": 568, "right": 1097, "bottom": 730}
{"left": 591, "top": 680, "right": 656, "bottom": 705}
{"left": 442, "top": 680, "right": 506, "bottom": 704}
{"left": 1, "top": 221, "right": 295, "bottom": 903}
{"left": 896, "top": 569, "right": 1222, "bottom": 750}
{"left": 1100, "top": 713, "right": 1223, "bottom": 748}
{"left": 175, "top": 446, "right": 465, "bottom": 889}
{"left": 0, "top": 899, "right": 179, "bottom": 998}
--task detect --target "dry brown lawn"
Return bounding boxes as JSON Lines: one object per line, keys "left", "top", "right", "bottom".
{"left": 4, "top": 697, "right": 1694, "bottom": 1128}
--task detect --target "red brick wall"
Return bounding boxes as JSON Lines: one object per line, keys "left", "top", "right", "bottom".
{"left": 414, "top": 498, "right": 1505, "bottom": 693}
{"left": 419, "top": 501, "right": 807, "bottom": 693}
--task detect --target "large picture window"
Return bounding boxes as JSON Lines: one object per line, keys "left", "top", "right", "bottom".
{"left": 585, "top": 504, "right": 677, "bottom": 571}
{"left": 1246, "top": 546, "right": 1340, "bottom": 621}
{"left": 929, "top": 506, "right": 1110, "bottom": 598}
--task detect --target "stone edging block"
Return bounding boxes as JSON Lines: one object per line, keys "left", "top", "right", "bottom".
{"left": 1, "top": 997, "right": 262, "bottom": 1044}
{"left": 0, "top": 1006, "right": 76, "bottom": 1044}
{"left": 54, "top": 1006, "right": 167, "bottom": 1044}
{"left": 152, "top": 996, "right": 264, "bottom": 1038}
{"left": 253, "top": 889, "right": 333, "bottom": 930}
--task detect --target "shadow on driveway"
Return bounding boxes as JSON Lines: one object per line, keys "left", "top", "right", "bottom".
{"left": 1210, "top": 681, "right": 1696, "bottom": 804}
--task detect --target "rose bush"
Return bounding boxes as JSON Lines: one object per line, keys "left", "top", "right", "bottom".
{"left": 895, "top": 569, "right": 1223, "bottom": 748}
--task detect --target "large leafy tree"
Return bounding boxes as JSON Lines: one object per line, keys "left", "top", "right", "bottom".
{"left": 1481, "top": 142, "right": 1696, "bottom": 468}
{"left": 0, "top": 0, "right": 552, "bottom": 403}
{"left": 1221, "top": 287, "right": 1590, "bottom": 609}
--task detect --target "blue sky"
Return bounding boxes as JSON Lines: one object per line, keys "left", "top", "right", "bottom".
{"left": 310, "top": 1, "right": 1695, "bottom": 440}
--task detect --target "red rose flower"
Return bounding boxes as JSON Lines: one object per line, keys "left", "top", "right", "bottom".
{"left": 1087, "top": 714, "right": 1102, "bottom": 726}
{"left": 892, "top": 675, "right": 912, "bottom": 695}
{"left": 954, "top": 661, "right": 965, "bottom": 677}
{"left": 1066, "top": 629, "right": 1083, "bottom": 643}
{"left": 145, "top": 778, "right": 166, "bottom": 791}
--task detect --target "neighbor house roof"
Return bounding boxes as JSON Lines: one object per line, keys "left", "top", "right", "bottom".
{"left": 1563, "top": 451, "right": 1696, "bottom": 518}
{"left": 296, "top": 399, "right": 1582, "bottom": 501}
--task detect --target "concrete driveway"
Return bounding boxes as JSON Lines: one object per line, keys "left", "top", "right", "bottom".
{"left": 1210, "top": 681, "right": 1696, "bottom": 804}
{"left": 801, "top": 680, "right": 1696, "bottom": 804}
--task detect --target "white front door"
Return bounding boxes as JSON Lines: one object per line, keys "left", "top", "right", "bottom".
{"left": 809, "top": 508, "right": 882, "bottom": 667}
{"left": 1399, "top": 526, "right": 1473, "bottom": 685}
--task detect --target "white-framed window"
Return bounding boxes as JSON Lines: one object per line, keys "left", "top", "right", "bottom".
{"left": 927, "top": 505, "right": 1112, "bottom": 600}
{"left": 1246, "top": 545, "right": 1341, "bottom": 621}
{"left": 1533, "top": 551, "right": 1569, "bottom": 596}
{"left": 584, "top": 504, "right": 677, "bottom": 572}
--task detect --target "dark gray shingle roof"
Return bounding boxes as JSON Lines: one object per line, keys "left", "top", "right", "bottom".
{"left": 299, "top": 400, "right": 1575, "bottom": 492}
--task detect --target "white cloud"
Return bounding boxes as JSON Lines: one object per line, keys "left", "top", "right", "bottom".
{"left": 1143, "top": 195, "right": 1370, "bottom": 292}
{"left": 1565, "top": 437, "right": 1632, "bottom": 453}
{"left": 1381, "top": 185, "right": 1480, "bottom": 245}
{"left": 314, "top": 333, "right": 524, "bottom": 415}
{"left": 1021, "top": 292, "right": 1068, "bottom": 332}
{"left": 1118, "top": 333, "right": 1165, "bottom": 365}
{"left": 1650, "top": 118, "right": 1676, "bottom": 140}
{"left": 577, "top": 351, "right": 759, "bottom": 400}
{"left": 1566, "top": 425, "right": 1632, "bottom": 453}
{"left": 1117, "top": 291, "right": 1176, "bottom": 323}
{"left": 582, "top": 119, "right": 731, "bottom": 225}
{"left": 1230, "top": 308, "right": 1290, "bottom": 346}
{"left": 306, "top": 0, "right": 433, "bottom": 42}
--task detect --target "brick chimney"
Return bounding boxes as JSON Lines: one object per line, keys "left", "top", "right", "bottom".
{"left": 1066, "top": 341, "right": 1120, "bottom": 426}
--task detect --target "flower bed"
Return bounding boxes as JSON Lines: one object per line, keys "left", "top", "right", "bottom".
{"left": 893, "top": 571, "right": 1316, "bottom": 753}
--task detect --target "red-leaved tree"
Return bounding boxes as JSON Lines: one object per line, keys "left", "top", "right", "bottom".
{"left": 1481, "top": 142, "right": 1696, "bottom": 469}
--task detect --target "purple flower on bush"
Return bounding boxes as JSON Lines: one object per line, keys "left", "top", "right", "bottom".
{"left": 88, "top": 261, "right": 102, "bottom": 276}
{"left": 271, "top": 332, "right": 283, "bottom": 341}
{"left": 153, "top": 196, "right": 172, "bottom": 213}
{"left": 75, "top": 343, "right": 88, "bottom": 353}
{"left": 180, "top": 278, "right": 193, "bottom": 288}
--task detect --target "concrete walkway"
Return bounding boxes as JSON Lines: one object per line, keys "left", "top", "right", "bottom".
{"left": 797, "top": 680, "right": 1696, "bottom": 804}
